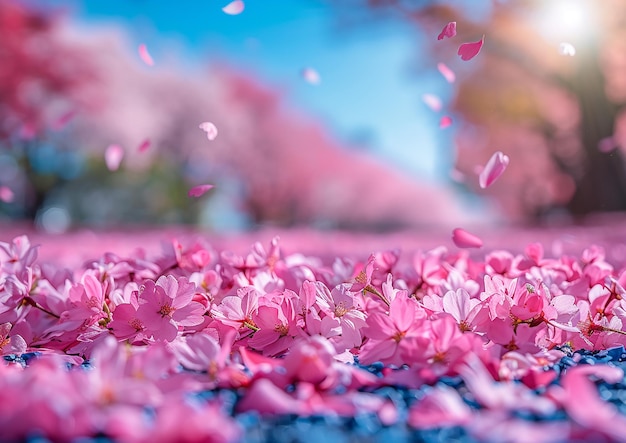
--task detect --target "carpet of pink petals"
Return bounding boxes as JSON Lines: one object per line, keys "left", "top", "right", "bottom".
{"left": 3, "top": 228, "right": 626, "bottom": 442}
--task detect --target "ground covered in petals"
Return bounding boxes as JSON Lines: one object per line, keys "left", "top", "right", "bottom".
{"left": 4, "top": 225, "right": 626, "bottom": 442}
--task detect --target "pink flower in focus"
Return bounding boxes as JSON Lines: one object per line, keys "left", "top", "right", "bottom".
{"left": 359, "top": 293, "right": 426, "bottom": 366}
{"left": 136, "top": 276, "right": 205, "bottom": 342}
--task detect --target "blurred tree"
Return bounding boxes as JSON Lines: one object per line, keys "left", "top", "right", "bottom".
{"left": 0, "top": 0, "right": 472, "bottom": 230}
{"left": 0, "top": 0, "right": 101, "bottom": 220}
{"left": 336, "top": 0, "right": 626, "bottom": 220}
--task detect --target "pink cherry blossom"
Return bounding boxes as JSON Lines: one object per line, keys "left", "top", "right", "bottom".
{"left": 458, "top": 35, "right": 485, "bottom": 61}
{"left": 136, "top": 275, "right": 205, "bottom": 341}
{"left": 437, "top": 21, "right": 457, "bottom": 40}
{"left": 479, "top": 150, "right": 509, "bottom": 188}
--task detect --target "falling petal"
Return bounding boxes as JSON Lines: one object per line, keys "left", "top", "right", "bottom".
{"left": 479, "top": 151, "right": 509, "bottom": 189}
{"left": 138, "top": 44, "right": 154, "bottom": 66}
{"left": 422, "top": 93, "right": 442, "bottom": 112}
{"left": 452, "top": 228, "right": 483, "bottom": 249}
{"left": 458, "top": 36, "right": 484, "bottom": 61}
{"left": 199, "top": 122, "right": 218, "bottom": 141}
{"left": 301, "top": 67, "right": 321, "bottom": 85}
{"left": 437, "top": 21, "right": 457, "bottom": 40}
{"left": 188, "top": 184, "right": 214, "bottom": 198}
{"left": 559, "top": 42, "right": 576, "bottom": 56}
{"left": 222, "top": 0, "right": 244, "bottom": 15}
{"left": 138, "top": 139, "right": 151, "bottom": 152}
{"left": 52, "top": 110, "right": 77, "bottom": 130}
{"left": 0, "top": 186, "right": 14, "bottom": 203}
{"left": 105, "top": 144, "right": 124, "bottom": 171}
{"left": 437, "top": 62, "right": 456, "bottom": 83}
{"left": 439, "top": 116, "right": 453, "bottom": 129}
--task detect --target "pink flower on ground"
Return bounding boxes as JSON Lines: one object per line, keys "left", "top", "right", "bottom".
{"left": 136, "top": 276, "right": 205, "bottom": 342}
{"left": 359, "top": 293, "right": 426, "bottom": 366}
{"left": 248, "top": 296, "right": 298, "bottom": 356}
{"left": 212, "top": 286, "right": 260, "bottom": 331}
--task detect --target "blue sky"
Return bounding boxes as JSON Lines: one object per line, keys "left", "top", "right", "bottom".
{"left": 41, "top": 0, "right": 463, "bottom": 183}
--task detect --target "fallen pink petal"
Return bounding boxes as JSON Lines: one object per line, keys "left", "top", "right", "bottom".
{"left": 458, "top": 35, "right": 484, "bottom": 61}
{"left": 479, "top": 151, "right": 509, "bottom": 188}
{"left": 138, "top": 43, "right": 154, "bottom": 66}
{"left": 437, "top": 62, "right": 455, "bottom": 83}
{"left": 199, "top": 122, "right": 218, "bottom": 140}
{"left": 188, "top": 184, "right": 214, "bottom": 197}
{"left": 222, "top": 0, "right": 245, "bottom": 15}
{"left": 452, "top": 227, "right": 483, "bottom": 248}
{"left": 105, "top": 144, "right": 124, "bottom": 171}
{"left": 437, "top": 21, "right": 457, "bottom": 40}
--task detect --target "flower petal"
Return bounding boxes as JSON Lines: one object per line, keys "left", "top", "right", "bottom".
{"left": 188, "top": 184, "right": 214, "bottom": 198}
{"left": 222, "top": 0, "right": 244, "bottom": 15}
{"left": 301, "top": 67, "right": 320, "bottom": 85}
{"left": 439, "top": 116, "right": 453, "bottom": 129}
{"left": 138, "top": 43, "right": 154, "bottom": 66}
{"left": 437, "top": 21, "right": 457, "bottom": 40}
{"left": 479, "top": 151, "right": 509, "bottom": 188}
{"left": 52, "top": 110, "right": 77, "bottom": 130}
{"left": 458, "top": 36, "right": 484, "bottom": 61}
{"left": 437, "top": 62, "right": 455, "bottom": 83}
{"left": 559, "top": 42, "right": 576, "bottom": 56}
{"left": 138, "top": 139, "right": 151, "bottom": 152}
{"left": 452, "top": 228, "right": 483, "bottom": 249}
{"left": 199, "top": 122, "right": 218, "bottom": 140}
{"left": 422, "top": 93, "right": 442, "bottom": 112}
{"left": 105, "top": 144, "right": 124, "bottom": 171}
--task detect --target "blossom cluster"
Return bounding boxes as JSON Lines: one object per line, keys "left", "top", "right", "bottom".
{"left": 2, "top": 234, "right": 626, "bottom": 442}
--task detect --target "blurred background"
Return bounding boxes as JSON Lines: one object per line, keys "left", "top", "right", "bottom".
{"left": 1, "top": 0, "right": 626, "bottom": 233}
